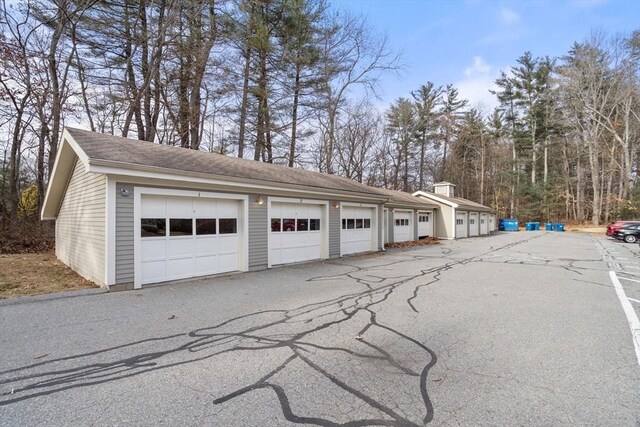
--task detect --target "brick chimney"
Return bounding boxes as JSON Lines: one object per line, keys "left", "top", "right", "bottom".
{"left": 433, "top": 182, "right": 455, "bottom": 198}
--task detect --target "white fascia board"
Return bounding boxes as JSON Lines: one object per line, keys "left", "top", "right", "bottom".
{"left": 89, "top": 164, "right": 388, "bottom": 204}
{"left": 412, "top": 191, "right": 458, "bottom": 208}
{"left": 41, "top": 130, "right": 93, "bottom": 220}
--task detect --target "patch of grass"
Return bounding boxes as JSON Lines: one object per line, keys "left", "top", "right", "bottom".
{"left": 0, "top": 251, "right": 97, "bottom": 300}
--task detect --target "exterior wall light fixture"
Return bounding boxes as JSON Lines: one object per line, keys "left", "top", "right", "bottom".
{"left": 256, "top": 196, "right": 264, "bottom": 205}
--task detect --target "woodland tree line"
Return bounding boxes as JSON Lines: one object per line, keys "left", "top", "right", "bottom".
{"left": 0, "top": 0, "right": 639, "bottom": 241}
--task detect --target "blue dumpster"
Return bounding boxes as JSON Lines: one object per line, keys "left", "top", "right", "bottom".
{"left": 545, "top": 223, "right": 553, "bottom": 231}
{"left": 525, "top": 222, "right": 534, "bottom": 231}
{"left": 501, "top": 218, "right": 519, "bottom": 231}
{"left": 532, "top": 222, "right": 540, "bottom": 230}
{"left": 553, "top": 223, "right": 565, "bottom": 232}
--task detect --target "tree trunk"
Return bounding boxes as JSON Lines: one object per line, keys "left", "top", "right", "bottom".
{"left": 238, "top": 42, "right": 251, "bottom": 158}
{"left": 288, "top": 64, "right": 301, "bottom": 167}
{"left": 47, "top": 3, "right": 67, "bottom": 177}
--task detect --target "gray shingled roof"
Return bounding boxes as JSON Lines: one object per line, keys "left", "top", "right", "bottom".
{"left": 428, "top": 192, "right": 495, "bottom": 212}
{"left": 67, "top": 127, "right": 389, "bottom": 199}
{"left": 375, "top": 187, "right": 439, "bottom": 209}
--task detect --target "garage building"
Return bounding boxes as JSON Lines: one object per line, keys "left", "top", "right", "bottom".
{"left": 376, "top": 188, "right": 438, "bottom": 245}
{"left": 42, "top": 128, "right": 393, "bottom": 289}
{"left": 413, "top": 182, "right": 495, "bottom": 240}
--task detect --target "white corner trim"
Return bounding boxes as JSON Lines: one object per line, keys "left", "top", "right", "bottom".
{"left": 452, "top": 208, "right": 457, "bottom": 239}
{"left": 105, "top": 177, "right": 116, "bottom": 286}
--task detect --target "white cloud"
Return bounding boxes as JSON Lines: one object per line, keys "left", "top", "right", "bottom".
{"left": 456, "top": 57, "right": 501, "bottom": 112}
{"left": 465, "top": 56, "right": 491, "bottom": 76}
{"left": 456, "top": 76, "right": 499, "bottom": 113}
{"left": 500, "top": 8, "right": 520, "bottom": 25}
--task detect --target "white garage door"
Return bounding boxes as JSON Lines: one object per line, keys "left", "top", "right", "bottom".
{"left": 489, "top": 215, "right": 496, "bottom": 231}
{"left": 140, "top": 195, "right": 240, "bottom": 285}
{"left": 417, "top": 211, "right": 433, "bottom": 238}
{"left": 341, "top": 206, "right": 375, "bottom": 255}
{"left": 270, "top": 202, "right": 323, "bottom": 265}
{"left": 480, "top": 213, "right": 488, "bottom": 234}
{"left": 469, "top": 212, "right": 479, "bottom": 236}
{"left": 456, "top": 211, "right": 468, "bottom": 238}
{"left": 394, "top": 211, "right": 412, "bottom": 243}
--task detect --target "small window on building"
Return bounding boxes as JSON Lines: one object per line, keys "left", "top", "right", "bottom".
{"left": 342, "top": 218, "right": 347, "bottom": 229}
{"left": 141, "top": 218, "right": 166, "bottom": 237}
{"left": 355, "top": 219, "right": 363, "bottom": 229}
{"left": 271, "top": 218, "right": 282, "bottom": 232}
{"left": 196, "top": 218, "right": 216, "bottom": 235}
{"left": 364, "top": 219, "right": 371, "bottom": 229}
{"left": 310, "top": 219, "right": 321, "bottom": 231}
{"left": 347, "top": 219, "right": 355, "bottom": 229}
{"left": 481, "top": 219, "right": 485, "bottom": 224}
{"left": 283, "top": 219, "right": 296, "bottom": 231}
{"left": 297, "top": 219, "right": 308, "bottom": 231}
{"left": 219, "top": 218, "right": 237, "bottom": 234}
{"left": 170, "top": 218, "right": 193, "bottom": 236}
{"left": 395, "top": 219, "right": 400, "bottom": 226}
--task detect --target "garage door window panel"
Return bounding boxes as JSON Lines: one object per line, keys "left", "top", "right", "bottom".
{"left": 141, "top": 219, "right": 166, "bottom": 237}
{"left": 310, "top": 219, "right": 321, "bottom": 231}
{"left": 196, "top": 219, "right": 216, "bottom": 235}
{"left": 364, "top": 219, "right": 371, "bottom": 229}
{"left": 219, "top": 218, "right": 237, "bottom": 234}
{"left": 170, "top": 218, "right": 193, "bottom": 236}
{"left": 297, "top": 219, "right": 308, "bottom": 231}
{"left": 271, "top": 218, "right": 282, "bottom": 232}
{"left": 347, "top": 219, "right": 355, "bottom": 229}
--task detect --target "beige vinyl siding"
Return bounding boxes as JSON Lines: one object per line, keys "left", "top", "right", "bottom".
{"left": 436, "top": 205, "right": 454, "bottom": 239}
{"left": 56, "top": 159, "right": 106, "bottom": 285}
{"left": 115, "top": 183, "right": 134, "bottom": 284}
{"left": 329, "top": 202, "right": 340, "bottom": 258}
{"left": 249, "top": 194, "right": 267, "bottom": 269}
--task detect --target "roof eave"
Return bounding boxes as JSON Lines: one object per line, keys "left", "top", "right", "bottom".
{"left": 41, "top": 129, "right": 90, "bottom": 220}
{"left": 88, "top": 160, "right": 390, "bottom": 203}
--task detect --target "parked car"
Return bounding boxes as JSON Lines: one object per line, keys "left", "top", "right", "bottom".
{"left": 612, "top": 223, "right": 640, "bottom": 243}
{"left": 607, "top": 220, "right": 640, "bottom": 237}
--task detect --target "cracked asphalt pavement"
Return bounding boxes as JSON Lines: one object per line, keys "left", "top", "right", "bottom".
{"left": 1, "top": 231, "right": 639, "bottom": 425}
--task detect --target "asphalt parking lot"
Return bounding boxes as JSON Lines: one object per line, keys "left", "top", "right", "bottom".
{"left": 1, "top": 231, "right": 639, "bottom": 426}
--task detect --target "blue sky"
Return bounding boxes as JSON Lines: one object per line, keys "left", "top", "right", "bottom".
{"left": 334, "top": 0, "right": 640, "bottom": 111}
